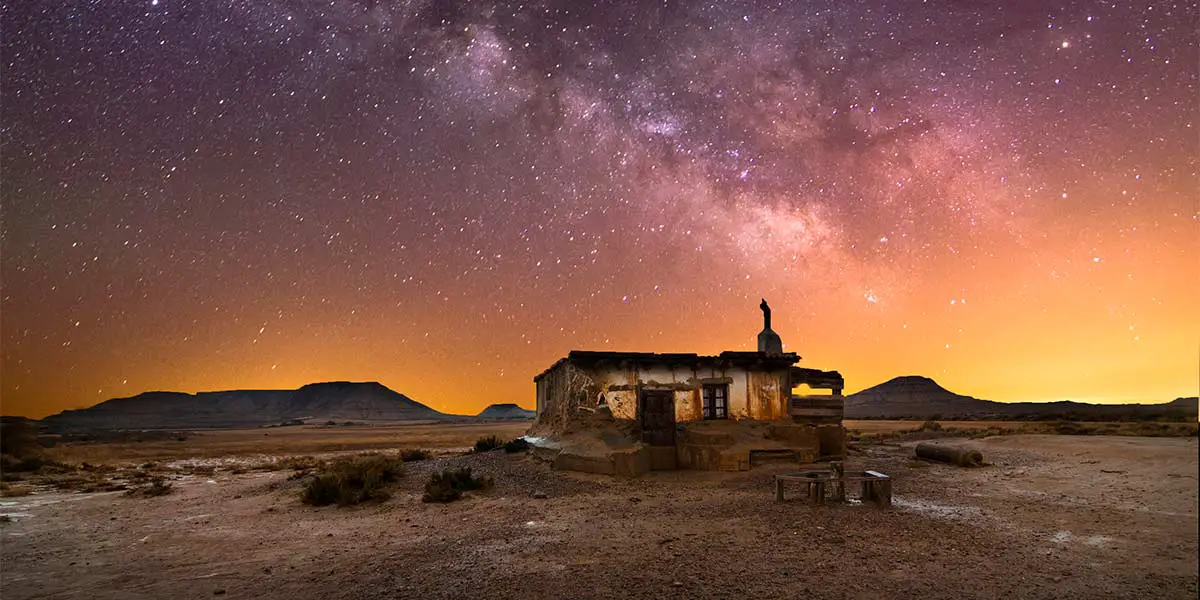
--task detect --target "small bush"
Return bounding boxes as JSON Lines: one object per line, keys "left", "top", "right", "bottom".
{"left": 400, "top": 449, "right": 433, "bottom": 462}
{"left": 1, "top": 456, "right": 68, "bottom": 473}
{"left": 473, "top": 436, "right": 504, "bottom": 453}
{"left": 1053, "top": 420, "right": 1086, "bottom": 435}
{"left": 81, "top": 481, "right": 128, "bottom": 493}
{"left": 125, "top": 477, "right": 173, "bottom": 497}
{"left": 0, "top": 484, "right": 33, "bottom": 497}
{"left": 422, "top": 467, "right": 493, "bottom": 503}
{"left": 503, "top": 438, "right": 530, "bottom": 453}
{"left": 919, "top": 420, "right": 943, "bottom": 432}
{"left": 47, "top": 474, "right": 93, "bottom": 490}
{"left": 302, "top": 474, "right": 343, "bottom": 505}
{"left": 144, "top": 478, "right": 172, "bottom": 496}
{"left": 301, "top": 454, "right": 404, "bottom": 507}
{"left": 279, "top": 456, "right": 324, "bottom": 471}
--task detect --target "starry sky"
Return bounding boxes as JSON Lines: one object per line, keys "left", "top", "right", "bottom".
{"left": 2, "top": 0, "right": 1197, "bottom": 419}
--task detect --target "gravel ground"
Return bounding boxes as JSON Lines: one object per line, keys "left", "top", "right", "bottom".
{"left": 2, "top": 435, "right": 1196, "bottom": 600}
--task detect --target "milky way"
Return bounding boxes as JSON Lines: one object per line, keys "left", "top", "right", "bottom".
{"left": 2, "top": 1, "right": 1196, "bottom": 417}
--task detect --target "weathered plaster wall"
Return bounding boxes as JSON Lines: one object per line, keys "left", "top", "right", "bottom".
{"left": 568, "top": 364, "right": 790, "bottom": 423}
{"left": 538, "top": 359, "right": 807, "bottom": 433}
{"left": 535, "top": 362, "right": 597, "bottom": 431}
{"left": 747, "top": 370, "right": 790, "bottom": 420}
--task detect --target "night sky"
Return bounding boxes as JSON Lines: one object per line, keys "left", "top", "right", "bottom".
{"left": 2, "top": 1, "right": 1196, "bottom": 418}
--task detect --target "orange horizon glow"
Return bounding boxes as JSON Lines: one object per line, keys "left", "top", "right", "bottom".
{"left": 5, "top": 218, "right": 1197, "bottom": 419}
{"left": 4, "top": 178, "right": 1197, "bottom": 419}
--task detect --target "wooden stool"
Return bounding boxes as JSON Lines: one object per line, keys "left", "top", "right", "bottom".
{"left": 774, "top": 472, "right": 832, "bottom": 505}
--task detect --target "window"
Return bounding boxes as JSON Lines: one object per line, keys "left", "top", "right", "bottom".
{"left": 702, "top": 384, "right": 728, "bottom": 419}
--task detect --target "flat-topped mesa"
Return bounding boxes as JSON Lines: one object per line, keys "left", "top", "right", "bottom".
{"left": 757, "top": 298, "right": 784, "bottom": 355}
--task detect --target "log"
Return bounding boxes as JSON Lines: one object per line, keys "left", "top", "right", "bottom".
{"left": 915, "top": 443, "right": 983, "bottom": 467}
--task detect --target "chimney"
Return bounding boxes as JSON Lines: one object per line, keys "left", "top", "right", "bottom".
{"left": 757, "top": 299, "right": 783, "bottom": 355}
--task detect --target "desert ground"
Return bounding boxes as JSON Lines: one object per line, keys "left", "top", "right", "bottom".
{"left": 41, "top": 421, "right": 534, "bottom": 464}
{"left": 1, "top": 422, "right": 1197, "bottom": 600}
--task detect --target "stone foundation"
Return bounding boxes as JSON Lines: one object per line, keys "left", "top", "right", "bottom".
{"left": 527, "top": 419, "right": 844, "bottom": 476}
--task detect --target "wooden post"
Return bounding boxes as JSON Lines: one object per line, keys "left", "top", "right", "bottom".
{"left": 812, "top": 481, "right": 826, "bottom": 505}
{"left": 832, "top": 462, "right": 846, "bottom": 502}
{"left": 775, "top": 477, "right": 784, "bottom": 502}
{"left": 877, "top": 479, "right": 893, "bottom": 507}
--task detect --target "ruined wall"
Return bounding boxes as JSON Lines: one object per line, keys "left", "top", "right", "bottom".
{"left": 571, "top": 363, "right": 791, "bottom": 423}
{"left": 746, "top": 370, "right": 790, "bottom": 420}
{"left": 539, "top": 358, "right": 812, "bottom": 432}
{"left": 594, "top": 367, "right": 639, "bottom": 420}
{"left": 534, "top": 362, "right": 599, "bottom": 433}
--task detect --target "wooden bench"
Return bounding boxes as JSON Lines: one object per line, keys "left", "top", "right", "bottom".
{"left": 774, "top": 466, "right": 892, "bottom": 507}
{"left": 840, "top": 470, "right": 892, "bottom": 507}
{"left": 774, "top": 471, "right": 834, "bottom": 505}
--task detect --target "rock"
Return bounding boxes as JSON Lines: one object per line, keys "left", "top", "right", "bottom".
{"left": 213, "top": 590, "right": 226, "bottom": 596}
{"left": 532, "top": 491, "right": 548, "bottom": 499}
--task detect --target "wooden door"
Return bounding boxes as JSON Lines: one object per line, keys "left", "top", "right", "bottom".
{"left": 639, "top": 390, "right": 676, "bottom": 446}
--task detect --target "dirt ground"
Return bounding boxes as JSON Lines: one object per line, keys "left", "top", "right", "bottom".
{"left": 43, "top": 422, "right": 533, "bottom": 464}
{"left": 2, "top": 434, "right": 1196, "bottom": 600}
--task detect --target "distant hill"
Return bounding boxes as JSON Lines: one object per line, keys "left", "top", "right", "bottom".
{"left": 476, "top": 403, "right": 535, "bottom": 420}
{"left": 40, "top": 382, "right": 451, "bottom": 431}
{"left": 845, "top": 376, "right": 1198, "bottom": 421}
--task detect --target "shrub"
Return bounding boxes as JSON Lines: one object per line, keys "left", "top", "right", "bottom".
{"left": 302, "top": 474, "right": 343, "bottom": 505}
{"left": 47, "top": 474, "right": 89, "bottom": 490}
{"left": 125, "top": 477, "right": 173, "bottom": 497}
{"left": 400, "top": 449, "right": 433, "bottom": 462}
{"left": 2, "top": 456, "right": 47, "bottom": 473}
{"left": 301, "top": 454, "right": 404, "bottom": 507}
{"left": 503, "top": 438, "right": 530, "bottom": 453}
{"left": 1053, "top": 420, "right": 1086, "bottom": 435}
{"left": 279, "top": 456, "right": 324, "bottom": 471}
{"left": 473, "top": 436, "right": 504, "bottom": 453}
{"left": 13, "top": 459, "right": 74, "bottom": 477}
{"left": 422, "top": 467, "right": 493, "bottom": 503}
{"left": 0, "top": 484, "right": 33, "bottom": 497}
{"left": 919, "top": 420, "right": 943, "bottom": 432}
{"left": 81, "top": 481, "right": 128, "bottom": 493}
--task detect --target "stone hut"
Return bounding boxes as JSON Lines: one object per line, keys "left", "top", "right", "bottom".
{"left": 528, "top": 301, "right": 845, "bottom": 475}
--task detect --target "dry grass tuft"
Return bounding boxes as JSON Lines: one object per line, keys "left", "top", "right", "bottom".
{"left": 472, "top": 436, "right": 504, "bottom": 453}
{"left": 422, "top": 467, "right": 493, "bottom": 503}
{"left": 400, "top": 449, "right": 433, "bottom": 462}
{"left": 0, "top": 484, "right": 34, "bottom": 497}
{"left": 300, "top": 453, "right": 404, "bottom": 507}
{"left": 125, "top": 477, "right": 173, "bottom": 497}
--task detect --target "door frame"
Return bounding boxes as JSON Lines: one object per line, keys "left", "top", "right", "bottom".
{"left": 638, "top": 387, "right": 677, "bottom": 446}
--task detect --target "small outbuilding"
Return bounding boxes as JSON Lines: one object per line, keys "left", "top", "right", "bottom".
{"left": 528, "top": 301, "right": 846, "bottom": 475}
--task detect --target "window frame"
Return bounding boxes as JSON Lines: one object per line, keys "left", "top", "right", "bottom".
{"left": 701, "top": 383, "right": 729, "bottom": 420}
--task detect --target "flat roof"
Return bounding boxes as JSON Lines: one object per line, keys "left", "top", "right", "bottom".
{"left": 533, "top": 350, "right": 803, "bottom": 382}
